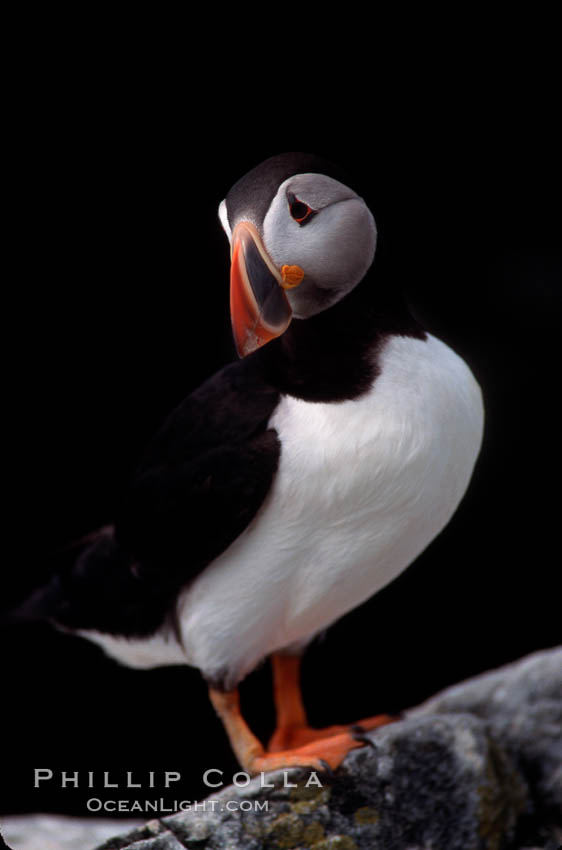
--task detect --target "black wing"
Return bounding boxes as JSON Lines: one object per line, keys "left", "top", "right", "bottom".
{"left": 5, "top": 356, "right": 281, "bottom": 638}
{"left": 114, "top": 355, "right": 281, "bottom": 590}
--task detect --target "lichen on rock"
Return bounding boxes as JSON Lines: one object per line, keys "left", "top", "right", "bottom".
{"left": 88, "top": 647, "right": 561, "bottom": 850}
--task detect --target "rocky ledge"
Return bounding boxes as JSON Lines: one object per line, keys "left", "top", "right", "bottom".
{"left": 95, "top": 647, "right": 561, "bottom": 850}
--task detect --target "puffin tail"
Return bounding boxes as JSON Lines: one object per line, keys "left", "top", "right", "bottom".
{"left": 1, "top": 526, "right": 125, "bottom": 626}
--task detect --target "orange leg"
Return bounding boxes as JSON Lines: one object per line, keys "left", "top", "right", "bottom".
{"left": 209, "top": 685, "right": 360, "bottom": 773}
{"left": 268, "top": 653, "right": 395, "bottom": 751}
{"left": 208, "top": 687, "right": 264, "bottom": 769}
{"left": 209, "top": 654, "right": 397, "bottom": 775}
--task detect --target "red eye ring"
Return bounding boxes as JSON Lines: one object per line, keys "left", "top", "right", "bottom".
{"left": 288, "top": 195, "right": 316, "bottom": 225}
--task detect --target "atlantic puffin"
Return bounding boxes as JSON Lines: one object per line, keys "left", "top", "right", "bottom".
{"left": 12, "top": 153, "right": 484, "bottom": 773}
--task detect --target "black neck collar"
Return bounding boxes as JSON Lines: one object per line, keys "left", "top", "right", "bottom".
{"left": 254, "top": 262, "right": 426, "bottom": 403}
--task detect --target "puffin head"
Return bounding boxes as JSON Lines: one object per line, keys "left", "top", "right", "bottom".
{"left": 219, "top": 153, "right": 377, "bottom": 357}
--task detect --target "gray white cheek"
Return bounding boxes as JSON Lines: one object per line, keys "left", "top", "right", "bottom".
{"left": 263, "top": 199, "right": 377, "bottom": 318}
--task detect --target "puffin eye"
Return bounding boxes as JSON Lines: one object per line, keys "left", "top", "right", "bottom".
{"left": 288, "top": 194, "right": 316, "bottom": 226}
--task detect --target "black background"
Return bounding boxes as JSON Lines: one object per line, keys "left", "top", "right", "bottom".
{"left": 1, "top": 88, "right": 560, "bottom": 817}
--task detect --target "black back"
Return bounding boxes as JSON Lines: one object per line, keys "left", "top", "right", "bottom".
{"left": 115, "top": 356, "right": 281, "bottom": 583}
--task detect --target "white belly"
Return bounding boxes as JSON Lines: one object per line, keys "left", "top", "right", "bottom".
{"left": 176, "top": 334, "right": 484, "bottom": 688}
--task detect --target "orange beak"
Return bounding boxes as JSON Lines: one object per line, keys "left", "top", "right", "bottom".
{"left": 230, "top": 221, "right": 293, "bottom": 358}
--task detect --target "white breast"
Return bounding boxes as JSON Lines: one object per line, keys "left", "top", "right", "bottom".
{"left": 177, "top": 334, "right": 484, "bottom": 688}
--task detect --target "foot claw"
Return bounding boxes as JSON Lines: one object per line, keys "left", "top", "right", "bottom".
{"left": 351, "top": 727, "right": 376, "bottom": 747}
{"left": 318, "top": 759, "right": 334, "bottom": 777}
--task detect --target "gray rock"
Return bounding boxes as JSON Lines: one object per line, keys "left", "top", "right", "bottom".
{"left": 93, "top": 648, "right": 562, "bottom": 848}
{"left": 0, "top": 814, "right": 144, "bottom": 850}
{"left": 411, "top": 645, "right": 562, "bottom": 823}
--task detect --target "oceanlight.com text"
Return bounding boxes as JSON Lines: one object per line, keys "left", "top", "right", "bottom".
{"left": 86, "top": 798, "right": 269, "bottom": 814}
